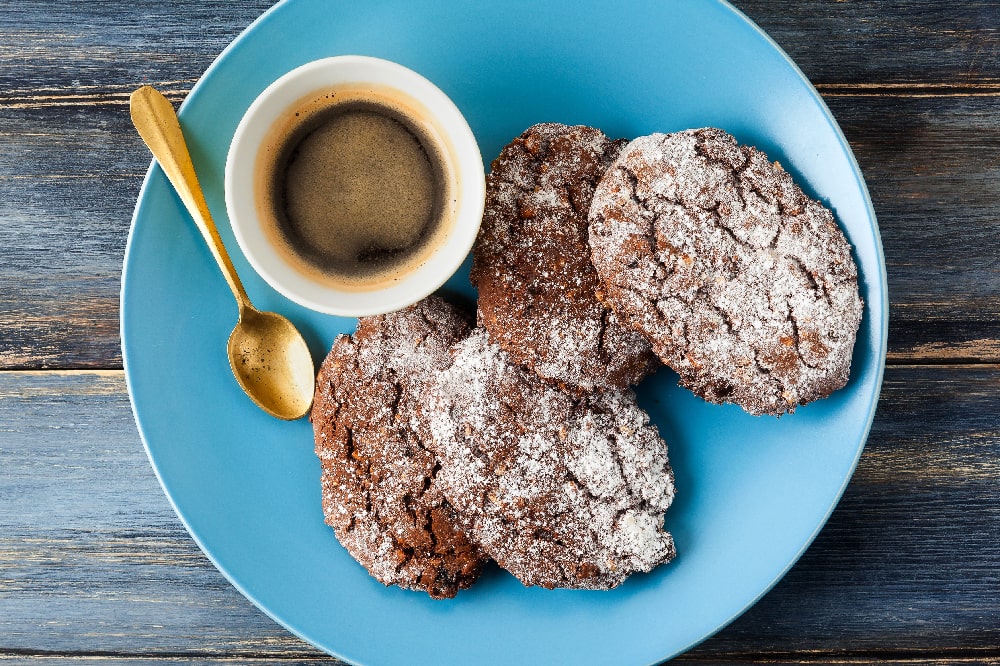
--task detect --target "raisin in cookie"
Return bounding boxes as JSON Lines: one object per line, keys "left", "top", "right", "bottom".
{"left": 420, "top": 328, "right": 676, "bottom": 590}
{"left": 471, "top": 123, "right": 656, "bottom": 394}
{"left": 311, "top": 297, "right": 488, "bottom": 598}
{"left": 588, "top": 128, "right": 863, "bottom": 416}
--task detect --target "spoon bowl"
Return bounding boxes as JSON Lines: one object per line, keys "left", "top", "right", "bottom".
{"left": 130, "top": 85, "right": 315, "bottom": 420}
{"left": 228, "top": 308, "right": 315, "bottom": 420}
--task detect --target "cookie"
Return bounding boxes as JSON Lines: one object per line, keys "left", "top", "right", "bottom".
{"left": 310, "top": 297, "right": 488, "bottom": 599}
{"left": 588, "top": 128, "right": 863, "bottom": 416}
{"left": 420, "top": 328, "right": 676, "bottom": 590}
{"left": 471, "top": 123, "right": 656, "bottom": 394}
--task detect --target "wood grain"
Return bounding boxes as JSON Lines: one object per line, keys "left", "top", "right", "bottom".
{"left": 0, "top": 0, "right": 276, "bottom": 371}
{"left": 0, "top": 1, "right": 277, "bottom": 93}
{"left": 1, "top": 368, "right": 997, "bottom": 662}
{"left": 739, "top": 0, "right": 1000, "bottom": 87}
{"left": 822, "top": 94, "right": 1000, "bottom": 363}
{"left": 0, "top": 371, "right": 316, "bottom": 659}
{"left": 2, "top": 1, "right": 999, "bottom": 664}
{"left": 1, "top": 658, "right": 997, "bottom": 666}
{"left": 1, "top": 1, "right": 996, "bottom": 91}
{"left": 1, "top": 3, "right": 1000, "bottom": 368}
{"left": 4, "top": 95, "right": 999, "bottom": 367}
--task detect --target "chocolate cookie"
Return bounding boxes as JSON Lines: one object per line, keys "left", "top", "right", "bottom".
{"left": 471, "top": 123, "right": 656, "bottom": 394}
{"left": 588, "top": 128, "right": 863, "bottom": 416}
{"left": 420, "top": 328, "right": 676, "bottom": 590}
{"left": 311, "top": 297, "right": 488, "bottom": 599}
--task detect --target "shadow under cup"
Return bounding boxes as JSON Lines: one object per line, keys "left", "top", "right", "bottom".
{"left": 226, "top": 56, "right": 485, "bottom": 317}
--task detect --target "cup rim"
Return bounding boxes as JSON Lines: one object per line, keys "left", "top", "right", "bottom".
{"left": 225, "top": 55, "right": 485, "bottom": 317}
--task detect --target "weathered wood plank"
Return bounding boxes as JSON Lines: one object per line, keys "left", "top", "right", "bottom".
{"left": 689, "top": 364, "right": 1000, "bottom": 655}
{"left": 0, "top": 654, "right": 332, "bottom": 664}
{"left": 1, "top": 1, "right": 999, "bottom": 368}
{"left": 821, "top": 94, "right": 1000, "bottom": 363}
{"left": 5, "top": 93, "right": 1000, "bottom": 367}
{"left": 682, "top": 656, "right": 1000, "bottom": 666}
{"left": 0, "top": 651, "right": 1000, "bottom": 666}
{"left": 0, "top": 371, "right": 323, "bottom": 658}
{"left": 738, "top": 0, "right": 1000, "bottom": 87}
{"left": 0, "top": 2, "right": 252, "bottom": 367}
{"left": 1, "top": 1, "right": 997, "bottom": 665}
{"left": 1, "top": 0, "right": 997, "bottom": 94}
{"left": 0, "top": 1, "right": 277, "bottom": 96}
{"left": 1, "top": 367, "right": 998, "bottom": 660}
{"left": 0, "top": 2, "right": 1000, "bottom": 368}
{"left": 0, "top": 1, "right": 274, "bottom": 371}
{"left": 0, "top": 105, "right": 144, "bottom": 369}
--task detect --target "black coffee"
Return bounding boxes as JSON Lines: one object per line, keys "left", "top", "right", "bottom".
{"left": 256, "top": 88, "right": 452, "bottom": 287}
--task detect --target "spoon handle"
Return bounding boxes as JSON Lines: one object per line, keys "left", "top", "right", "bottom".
{"left": 130, "top": 85, "right": 251, "bottom": 310}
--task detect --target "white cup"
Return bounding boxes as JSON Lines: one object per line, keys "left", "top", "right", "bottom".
{"left": 225, "top": 56, "right": 485, "bottom": 317}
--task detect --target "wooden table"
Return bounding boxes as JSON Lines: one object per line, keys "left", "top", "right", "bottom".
{"left": 2, "top": 1, "right": 998, "bottom": 664}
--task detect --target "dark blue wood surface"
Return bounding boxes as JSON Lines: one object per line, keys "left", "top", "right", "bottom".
{"left": 1, "top": 1, "right": 998, "bottom": 664}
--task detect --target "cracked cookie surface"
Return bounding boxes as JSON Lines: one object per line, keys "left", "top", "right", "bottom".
{"left": 589, "top": 128, "right": 863, "bottom": 416}
{"left": 311, "top": 297, "right": 488, "bottom": 599}
{"left": 420, "top": 328, "right": 676, "bottom": 590}
{"left": 471, "top": 123, "right": 656, "bottom": 394}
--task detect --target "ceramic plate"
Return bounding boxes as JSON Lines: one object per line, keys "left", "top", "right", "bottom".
{"left": 122, "top": 1, "right": 887, "bottom": 664}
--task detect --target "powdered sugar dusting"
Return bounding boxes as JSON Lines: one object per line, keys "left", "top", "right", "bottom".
{"left": 472, "top": 123, "right": 656, "bottom": 393}
{"left": 589, "top": 128, "right": 863, "bottom": 416}
{"left": 310, "top": 297, "right": 487, "bottom": 599}
{"left": 420, "top": 328, "right": 676, "bottom": 589}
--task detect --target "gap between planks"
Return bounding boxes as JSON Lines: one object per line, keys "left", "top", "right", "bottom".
{"left": 1, "top": 648, "right": 999, "bottom": 664}
{"left": 0, "top": 652, "right": 333, "bottom": 663}
{"left": 815, "top": 82, "right": 1000, "bottom": 98}
{"left": 3, "top": 82, "right": 1000, "bottom": 109}
{"left": 679, "top": 647, "right": 1000, "bottom": 665}
{"left": 0, "top": 370, "right": 124, "bottom": 377}
{"left": 0, "top": 370, "right": 126, "bottom": 398}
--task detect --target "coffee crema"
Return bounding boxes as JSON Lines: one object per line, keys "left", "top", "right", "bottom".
{"left": 254, "top": 85, "right": 456, "bottom": 290}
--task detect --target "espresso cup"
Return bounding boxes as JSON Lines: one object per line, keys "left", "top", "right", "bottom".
{"left": 225, "top": 56, "right": 485, "bottom": 316}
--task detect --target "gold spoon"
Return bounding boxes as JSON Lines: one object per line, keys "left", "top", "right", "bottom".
{"left": 130, "top": 85, "right": 315, "bottom": 420}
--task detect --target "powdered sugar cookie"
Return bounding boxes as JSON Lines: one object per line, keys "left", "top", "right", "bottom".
{"left": 311, "top": 297, "right": 487, "bottom": 598}
{"left": 420, "top": 328, "right": 676, "bottom": 590}
{"left": 589, "top": 128, "right": 863, "bottom": 416}
{"left": 471, "top": 123, "right": 656, "bottom": 394}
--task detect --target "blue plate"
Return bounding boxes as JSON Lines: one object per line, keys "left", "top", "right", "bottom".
{"left": 122, "top": 1, "right": 887, "bottom": 664}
